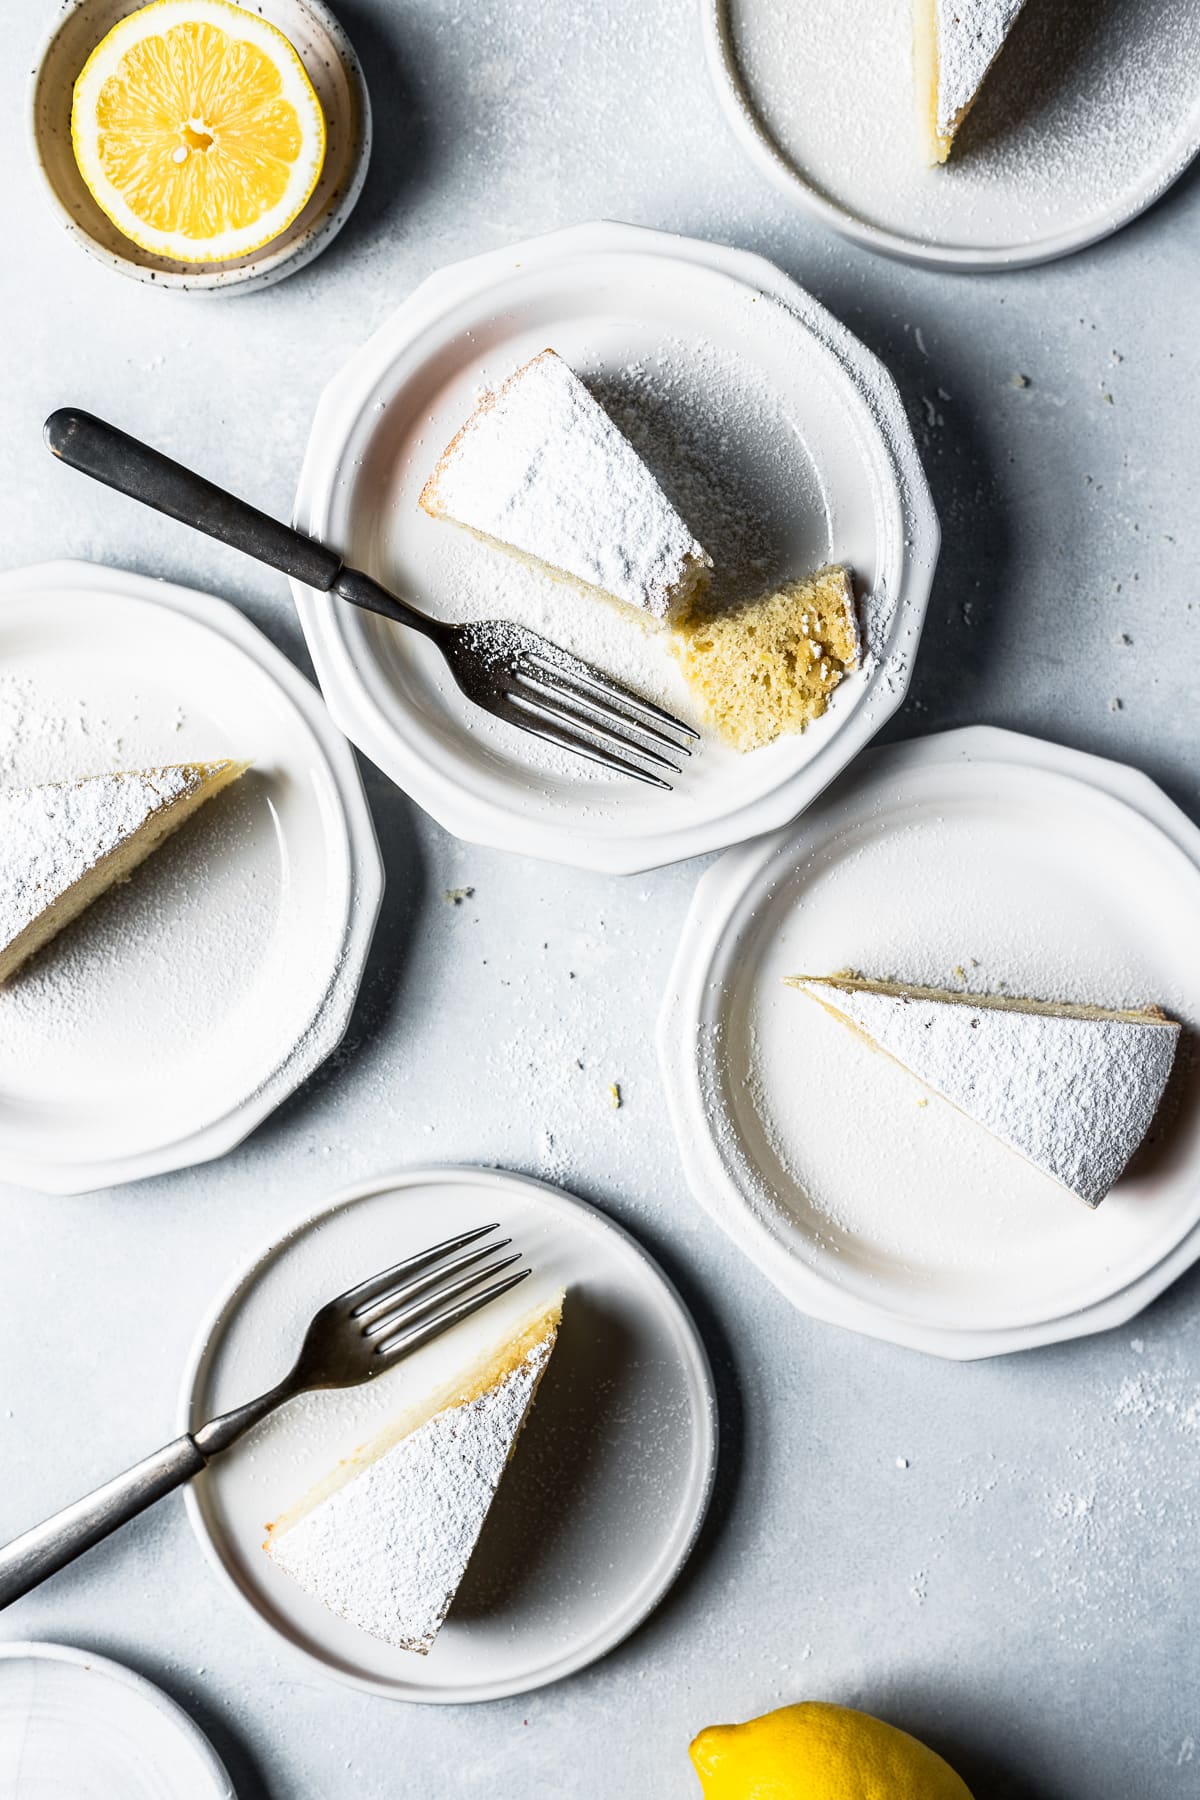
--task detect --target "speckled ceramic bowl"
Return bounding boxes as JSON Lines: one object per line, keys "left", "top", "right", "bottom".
{"left": 29, "top": 0, "right": 371, "bottom": 294}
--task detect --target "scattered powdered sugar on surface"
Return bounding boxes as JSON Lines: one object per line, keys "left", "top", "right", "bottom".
{"left": 0, "top": 672, "right": 185, "bottom": 786}
{"left": 477, "top": 933, "right": 647, "bottom": 1193}
{"left": 934, "top": 0, "right": 1029, "bottom": 138}
{"left": 268, "top": 1335, "right": 555, "bottom": 1653}
{"left": 423, "top": 349, "right": 711, "bottom": 621}
{"left": 907, "top": 1334, "right": 1200, "bottom": 1661}
{"left": 727, "top": 0, "right": 1200, "bottom": 249}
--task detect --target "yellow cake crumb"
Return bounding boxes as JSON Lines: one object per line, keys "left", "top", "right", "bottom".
{"left": 670, "top": 565, "right": 859, "bottom": 753}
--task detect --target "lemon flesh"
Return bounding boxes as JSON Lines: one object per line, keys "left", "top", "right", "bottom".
{"left": 690, "top": 1702, "right": 974, "bottom": 1800}
{"left": 72, "top": 0, "right": 326, "bottom": 264}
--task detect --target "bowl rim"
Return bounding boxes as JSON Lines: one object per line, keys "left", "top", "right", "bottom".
{"left": 26, "top": 0, "right": 373, "bottom": 295}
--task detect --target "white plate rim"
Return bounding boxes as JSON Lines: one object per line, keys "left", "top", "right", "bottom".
{"left": 657, "top": 724, "right": 1200, "bottom": 1360}
{"left": 290, "top": 219, "right": 940, "bottom": 875}
{"left": 0, "top": 1640, "right": 235, "bottom": 1798}
{"left": 0, "top": 559, "right": 384, "bottom": 1196}
{"left": 177, "top": 1164, "right": 719, "bottom": 1703}
{"left": 701, "top": 0, "right": 1200, "bottom": 272}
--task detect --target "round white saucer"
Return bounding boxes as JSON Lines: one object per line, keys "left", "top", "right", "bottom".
{"left": 180, "top": 1167, "right": 717, "bottom": 1701}
{"left": 704, "top": 0, "right": 1200, "bottom": 270}
{"left": 291, "top": 221, "right": 938, "bottom": 874}
{"left": 659, "top": 726, "right": 1200, "bottom": 1359}
{"left": 0, "top": 561, "right": 382, "bottom": 1195}
{"left": 0, "top": 1642, "right": 233, "bottom": 1799}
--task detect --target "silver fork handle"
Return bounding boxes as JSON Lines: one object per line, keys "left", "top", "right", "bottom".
{"left": 0, "top": 1435, "right": 206, "bottom": 1609}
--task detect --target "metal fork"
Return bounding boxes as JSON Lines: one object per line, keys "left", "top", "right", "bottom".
{"left": 44, "top": 409, "right": 699, "bottom": 789}
{"left": 0, "top": 1223, "right": 527, "bottom": 1609}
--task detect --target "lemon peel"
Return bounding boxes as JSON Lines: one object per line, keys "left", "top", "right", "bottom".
{"left": 690, "top": 1701, "right": 974, "bottom": 1800}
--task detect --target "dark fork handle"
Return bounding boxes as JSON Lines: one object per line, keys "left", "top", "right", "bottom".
{"left": 48, "top": 408, "right": 440, "bottom": 640}
{"left": 45, "top": 409, "right": 440, "bottom": 647}
{"left": 46, "top": 408, "right": 343, "bottom": 593}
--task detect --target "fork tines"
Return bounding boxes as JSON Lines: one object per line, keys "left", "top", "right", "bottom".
{"left": 455, "top": 617, "right": 700, "bottom": 789}
{"left": 342, "top": 1225, "right": 530, "bottom": 1364}
{"left": 509, "top": 646, "right": 699, "bottom": 790}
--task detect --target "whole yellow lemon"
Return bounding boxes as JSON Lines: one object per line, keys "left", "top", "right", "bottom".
{"left": 689, "top": 1701, "right": 974, "bottom": 1799}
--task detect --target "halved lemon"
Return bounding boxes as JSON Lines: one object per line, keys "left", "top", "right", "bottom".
{"left": 72, "top": 0, "right": 326, "bottom": 265}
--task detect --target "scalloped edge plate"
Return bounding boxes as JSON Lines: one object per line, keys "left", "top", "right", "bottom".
{"left": 0, "top": 560, "right": 382, "bottom": 1194}
{"left": 290, "top": 221, "right": 938, "bottom": 874}
{"left": 659, "top": 725, "right": 1200, "bottom": 1358}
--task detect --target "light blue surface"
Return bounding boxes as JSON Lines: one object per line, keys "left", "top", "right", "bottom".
{"left": 1, "top": 1, "right": 1199, "bottom": 1795}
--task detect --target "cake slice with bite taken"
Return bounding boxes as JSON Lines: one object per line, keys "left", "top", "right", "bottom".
{"left": 420, "top": 350, "right": 711, "bottom": 623}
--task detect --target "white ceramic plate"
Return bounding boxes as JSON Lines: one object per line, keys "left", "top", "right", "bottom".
{"left": 704, "top": 0, "right": 1200, "bottom": 270}
{"left": 292, "top": 222, "right": 938, "bottom": 874}
{"left": 0, "top": 1642, "right": 233, "bottom": 1799}
{"left": 0, "top": 561, "right": 382, "bottom": 1196}
{"left": 30, "top": 0, "right": 371, "bottom": 294}
{"left": 180, "top": 1167, "right": 718, "bottom": 1702}
{"left": 659, "top": 727, "right": 1200, "bottom": 1359}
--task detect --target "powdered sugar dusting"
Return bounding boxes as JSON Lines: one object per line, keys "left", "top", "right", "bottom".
{"left": 267, "top": 1331, "right": 557, "bottom": 1654}
{"left": 0, "top": 765, "right": 214, "bottom": 961}
{"left": 797, "top": 978, "right": 1179, "bottom": 1207}
{"left": 725, "top": 0, "right": 1200, "bottom": 253}
{"left": 422, "top": 349, "right": 712, "bottom": 621}
{"left": 935, "top": 0, "right": 1028, "bottom": 139}
{"left": 0, "top": 670, "right": 187, "bottom": 786}
{"left": 908, "top": 1336, "right": 1200, "bottom": 1664}
{"left": 679, "top": 745, "right": 1200, "bottom": 1329}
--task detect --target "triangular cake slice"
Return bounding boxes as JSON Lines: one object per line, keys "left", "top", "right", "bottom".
{"left": 264, "top": 1294, "right": 564, "bottom": 1653}
{"left": 419, "top": 349, "right": 712, "bottom": 622}
{"left": 915, "top": 0, "right": 1028, "bottom": 164}
{"left": 0, "top": 760, "right": 248, "bottom": 984}
{"left": 789, "top": 975, "right": 1179, "bottom": 1207}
